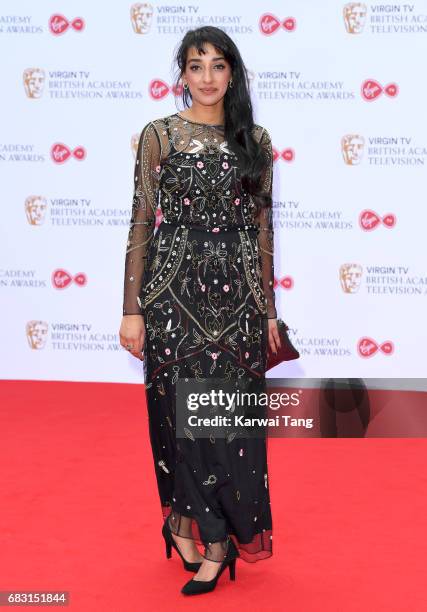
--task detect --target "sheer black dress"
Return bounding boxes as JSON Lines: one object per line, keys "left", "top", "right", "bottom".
{"left": 123, "top": 112, "right": 277, "bottom": 563}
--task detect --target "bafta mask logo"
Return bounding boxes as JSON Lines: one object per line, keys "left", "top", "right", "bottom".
{"left": 131, "top": 133, "right": 140, "bottom": 158}
{"left": 246, "top": 69, "right": 255, "bottom": 85}
{"left": 342, "top": 134, "right": 365, "bottom": 165}
{"left": 25, "top": 196, "right": 47, "bottom": 226}
{"left": 340, "top": 263, "right": 363, "bottom": 293}
{"left": 343, "top": 3, "right": 367, "bottom": 34}
{"left": 26, "top": 320, "right": 49, "bottom": 350}
{"left": 23, "top": 68, "right": 45, "bottom": 99}
{"left": 130, "top": 3, "right": 153, "bottom": 34}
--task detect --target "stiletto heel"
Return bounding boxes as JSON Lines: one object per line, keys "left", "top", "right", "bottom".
{"left": 162, "top": 517, "right": 202, "bottom": 573}
{"left": 181, "top": 536, "right": 240, "bottom": 595}
{"left": 229, "top": 558, "right": 236, "bottom": 580}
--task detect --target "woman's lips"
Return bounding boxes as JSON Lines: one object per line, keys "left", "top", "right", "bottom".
{"left": 200, "top": 88, "right": 217, "bottom": 93}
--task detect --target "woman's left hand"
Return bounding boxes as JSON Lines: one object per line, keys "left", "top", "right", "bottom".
{"left": 268, "top": 318, "right": 281, "bottom": 355}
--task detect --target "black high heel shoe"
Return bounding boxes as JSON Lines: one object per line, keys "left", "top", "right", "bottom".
{"left": 162, "top": 518, "right": 203, "bottom": 573}
{"left": 181, "top": 536, "right": 239, "bottom": 596}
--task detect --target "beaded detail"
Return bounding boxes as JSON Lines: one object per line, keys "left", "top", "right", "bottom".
{"left": 122, "top": 112, "right": 276, "bottom": 319}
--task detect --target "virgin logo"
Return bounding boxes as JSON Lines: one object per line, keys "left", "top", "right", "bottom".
{"left": 359, "top": 210, "right": 396, "bottom": 231}
{"left": 50, "top": 143, "right": 86, "bottom": 164}
{"left": 149, "top": 79, "right": 183, "bottom": 100}
{"left": 49, "top": 14, "right": 85, "bottom": 35}
{"left": 259, "top": 14, "right": 297, "bottom": 35}
{"left": 155, "top": 208, "right": 163, "bottom": 227}
{"left": 361, "top": 79, "right": 398, "bottom": 101}
{"left": 273, "top": 147, "right": 295, "bottom": 163}
{"left": 357, "top": 337, "right": 394, "bottom": 358}
{"left": 52, "top": 269, "right": 87, "bottom": 289}
{"left": 280, "top": 276, "right": 294, "bottom": 289}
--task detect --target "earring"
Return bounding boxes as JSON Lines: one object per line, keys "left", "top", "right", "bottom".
{"left": 228, "top": 79, "right": 233, "bottom": 88}
{"left": 183, "top": 83, "right": 189, "bottom": 90}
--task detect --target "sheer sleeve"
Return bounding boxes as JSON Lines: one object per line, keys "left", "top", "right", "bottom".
{"left": 122, "top": 121, "right": 161, "bottom": 316}
{"left": 254, "top": 127, "right": 277, "bottom": 319}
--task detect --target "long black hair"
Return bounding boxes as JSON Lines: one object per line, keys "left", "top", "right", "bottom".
{"left": 172, "top": 26, "right": 271, "bottom": 216}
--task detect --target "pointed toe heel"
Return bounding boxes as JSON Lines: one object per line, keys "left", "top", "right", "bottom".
{"left": 181, "top": 537, "right": 239, "bottom": 595}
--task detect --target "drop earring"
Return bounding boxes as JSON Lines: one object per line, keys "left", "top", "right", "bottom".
{"left": 183, "top": 83, "right": 189, "bottom": 90}
{"left": 228, "top": 79, "right": 233, "bottom": 88}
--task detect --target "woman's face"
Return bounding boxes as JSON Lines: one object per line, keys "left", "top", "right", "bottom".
{"left": 181, "top": 42, "right": 232, "bottom": 106}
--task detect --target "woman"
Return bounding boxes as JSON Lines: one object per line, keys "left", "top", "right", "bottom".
{"left": 119, "top": 26, "right": 280, "bottom": 596}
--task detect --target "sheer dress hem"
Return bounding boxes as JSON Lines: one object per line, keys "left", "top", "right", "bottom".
{"left": 163, "top": 504, "right": 273, "bottom": 563}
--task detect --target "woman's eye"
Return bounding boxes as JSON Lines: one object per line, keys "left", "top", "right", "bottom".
{"left": 189, "top": 64, "right": 226, "bottom": 71}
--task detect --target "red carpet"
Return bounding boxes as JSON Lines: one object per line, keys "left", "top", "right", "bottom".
{"left": 1, "top": 380, "right": 426, "bottom": 611}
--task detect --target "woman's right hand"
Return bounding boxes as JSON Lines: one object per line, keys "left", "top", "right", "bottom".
{"left": 119, "top": 315, "right": 145, "bottom": 361}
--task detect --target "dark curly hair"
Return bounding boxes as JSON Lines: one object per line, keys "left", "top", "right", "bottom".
{"left": 172, "top": 26, "right": 271, "bottom": 217}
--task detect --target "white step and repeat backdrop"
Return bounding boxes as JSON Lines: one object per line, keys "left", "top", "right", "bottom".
{"left": 1, "top": 1, "right": 426, "bottom": 383}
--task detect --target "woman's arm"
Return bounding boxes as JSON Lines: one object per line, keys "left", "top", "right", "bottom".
{"left": 254, "top": 127, "right": 277, "bottom": 320}
{"left": 122, "top": 121, "right": 161, "bottom": 316}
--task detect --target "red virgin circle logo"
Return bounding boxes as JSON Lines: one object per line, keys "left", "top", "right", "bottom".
{"left": 359, "top": 210, "right": 396, "bottom": 231}
{"left": 357, "top": 337, "right": 394, "bottom": 358}
{"left": 155, "top": 208, "right": 163, "bottom": 227}
{"left": 149, "top": 79, "right": 183, "bottom": 100}
{"left": 272, "top": 147, "right": 295, "bottom": 163}
{"left": 259, "top": 14, "right": 297, "bottom": 35}
{"left": 280, "top": 276, "right": 294, "bottom": 290}
{"left": 52, "top": 269, "right": 87, "bottom": 289}
{"left": 49, "top": 14, "right": 85, "bottom": 35}
{"left": 50, "top": 144, "right": 86, "bottom": 164}
{"left": 361, "top": 79, "right": 398, "bottom": 101}
{"left": 273, "top": 276, "right": 294, "bottom": 290}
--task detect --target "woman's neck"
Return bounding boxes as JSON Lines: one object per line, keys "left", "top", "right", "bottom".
{"left": 179, "top": 104, "right": 224, "bottom": 126}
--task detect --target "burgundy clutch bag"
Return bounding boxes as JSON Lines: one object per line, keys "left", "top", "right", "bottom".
{"left": 266, "top": 318, "right": 300, "bottom": 371}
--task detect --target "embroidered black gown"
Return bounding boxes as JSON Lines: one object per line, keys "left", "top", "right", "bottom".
{"left": 123, "top": 112, "right": 277, "bottom": 563}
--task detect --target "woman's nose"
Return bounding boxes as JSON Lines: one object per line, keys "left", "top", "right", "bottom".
{"left": 202, "top": 70, "right": 214, "bottom": 83}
